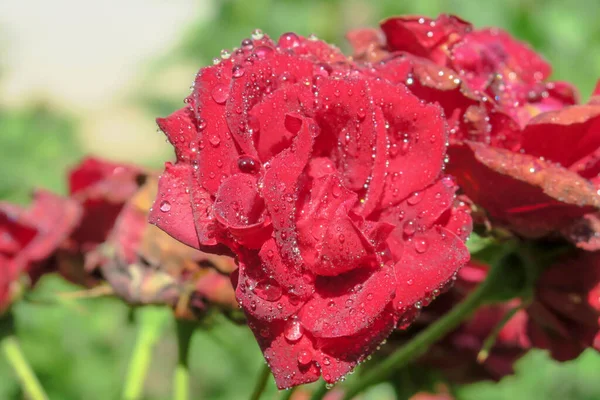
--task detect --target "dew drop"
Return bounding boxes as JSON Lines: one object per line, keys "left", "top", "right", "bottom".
{"left": 220, "top": 49, "right": 231, "bottom": 59}
{"left": 209, "top": 135, "right": 221, "bottom": 147}
{"left": 297, "top": 350, "right": 313, "bottom": 365}
{"left": 414, "top": 238, "right": 429, "bottom": 253}
{"left": 241, "top": 38, "right": 254, "bottom": 51}
{"left": 251, "top": 29, "right": 264, "bottom": 41}
{"left": 238, "top": 155, "right": 260, "bottom": 174}
{"left": 254, "top": 281, "right": 283, "bottom": 302}
{"left": 407, "top": 191, "right": 423, "bottom": 205}
{"left": 357, "top": 107, "right": 366, "bottom": 120}
{"left": 232, "top": 65, "right": 245, "bottom": 78}
{"left": 284, "top": 320, "right": 303, "bottom": 342}
{"left": 159, "top": 200, "right": 171, "bottom": 212}
{"left": 403, "top": 220, "right": 416, "bottom": 236}
{"left": 278, "top": 32, "right": 300, "bottom": 49}
{"left": 211, "top": 84, "right": 229, "bottom": 104}
{"left": 331, "top": 184, "right": 342, "bottom": 198}
{"left": 254, "top": 45, "right": 274, "bottom": 59}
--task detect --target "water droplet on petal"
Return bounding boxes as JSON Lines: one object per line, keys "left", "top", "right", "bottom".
{"left": 331, "top": 184, "right": 342, "bottom": 198}
{"left": 238, "top": 155, "right": 260, "bottom": 174}
{"left": 241, "top": 38, "right": 254, "bottom": 51}
{"left": 211, "top": 84, "right": 229, "bottom": 104}
{"left": 251, "top": 29, "right": 264, "bottom": 40}
{"left": 407, "top": 191, "right": 423, "bottom": 205}
{"left": 232, "top": 65, "right": 245, "bottom": 78}
{"left": 209, "top": 135, "right": 221, "bottom": 147}
{"left": 284, "top": 320, "right": 303, "bottom": 342}
{"left": 254, "top": 45, "right": 274, "bottom": 59}
{"left": 254, "top": 281, "right": 283, "bottom": 302}
{"left": 403, "top": 220, "right": 416, "bottom": 236}
{"left": 278, "top": 32, "right": 300, "bottom": 49}
{"left": 297, "top": 350, "right": 313, "bottom": 365}
{"left": 159, "top": 201, "right": 171, "bottom": 212}
{"left": 220, "top": 49, "right": 231, "bottom": 59}
{"left": 414, "top": 238, "right": 429, "bottom": 253}
{"left": 441, "top": 176, "right": 454, "bottom": 188}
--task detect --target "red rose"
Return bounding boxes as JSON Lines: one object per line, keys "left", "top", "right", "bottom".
{"left": 0, "top": 191, "right": 80, "bottom": 313}
{"left": 350, "top": 15, "right": 600, "bottom": 238}
{"left": 151, "top": 31, "right": 471, "bottom": 388}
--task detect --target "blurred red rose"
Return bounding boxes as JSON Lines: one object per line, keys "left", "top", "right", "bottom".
{"left": 151, "top": 30, "right": 471, "bottom": 388}
{"left": 0, "top": 191, "right": 80, "bottom": 313}
{"left": 89, "top": 175, "right": 238, "bottom": 318}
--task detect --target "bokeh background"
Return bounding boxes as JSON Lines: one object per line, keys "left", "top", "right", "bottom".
{"left": 1, "top": 0, "right": 600, "bottom": 399}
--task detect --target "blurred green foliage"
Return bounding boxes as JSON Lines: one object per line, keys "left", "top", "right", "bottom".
{"left": 2, "top": 0, "right": 600, "bottom": 399}
{"left": 0, "top": 106, "right": 80, "bottom": 203}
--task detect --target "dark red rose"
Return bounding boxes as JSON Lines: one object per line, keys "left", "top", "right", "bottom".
{"left": 447, "top": 101, "right": 600, "bottom": 238}
{"left": 350, "top": 15, "right": 599, "bottom": 238}
{"left": 523, "top": 252, "right": 600, "bottom": 360}
{"left": 375, "top": 15, "right": 577, "bottom": 126}
{"left": 435, "top": 255, "right": 600, "bottom": 367}
{"left": 67, "top": 157, "right": 146, "bottom": 252}
{"left": 54, "top": 157, "right": 147, "bottom": 286}
{"left": 150, "top": 30, "right": 471, "bottom": 388}
{"left": 458, "top": 254, "right": 600, "bottom": 365}
{"left": 0, "top": 190, "right": 81, "bottom": 313}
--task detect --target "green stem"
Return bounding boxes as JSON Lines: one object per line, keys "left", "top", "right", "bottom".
{"left": 477, "top": 306, "right": 520, "bottom": 363}
{"left": 339, "top": 244, "right": 514, "bottom": 400}
{"left": 174, "top": 320, "right": 195, "bottom": 400}
{"left": 249, "top": 363, "right": 271, "bottom": 400}
{"left": 309, "top": 381, "right": 328, "bottom": 400}
{"left": 1, "top": 333, "right": 49, "bottom": 400}
{"left": 122, "top": 307, "right": 168, "bottom": 400}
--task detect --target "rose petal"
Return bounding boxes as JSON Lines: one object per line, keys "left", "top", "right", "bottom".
{"left": 449, "top": 142, "right": 600, "bottom": 236}
{"left": 235, "top": 253, "right": 303, "bottom": 321}
{"left": 259, "top": 238, "right": 312, "bottom": 299}
{"left": 393, "top": 227, "right": 469, "bottom": 311}
{"left": 226, "top": 52, "right": 313, "bottom": 157}
{"left": 297, "top": 174, "right": 382, "bottom": 276}
{"left": 247, "top": 317, "right": 320, "bottom": 389}
{"left": 190, "top": 66, "right": 239, "bottom": 195}
{"left": 380, "top": 15, "right": 471, "bottom": 64}
{"left": 521, "top": 104, "right": 600, "bottom": 168}
{"left": 369, "top": 80, "right": 448, "bottom": 207}
{"left": 299, "top": 264, "right": 395, "bottom": 338}
{"left": 156, "top": 107, "right": 198, "bottom": 162}
{"left": 262, "top": 115, "right": 315, "bottom": 262}
{"left": 149, "top": 162, "right": 205, "bottom": 249}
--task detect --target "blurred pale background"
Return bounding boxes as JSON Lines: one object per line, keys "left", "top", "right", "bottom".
{"left": 1, "top": 1, "right": 600, "bottom": 399}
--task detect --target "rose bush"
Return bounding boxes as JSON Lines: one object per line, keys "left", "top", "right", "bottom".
{"left": 150, "top": 30, "right": 472, "bottom": 387}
